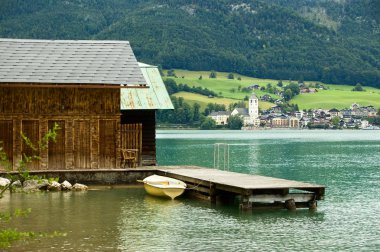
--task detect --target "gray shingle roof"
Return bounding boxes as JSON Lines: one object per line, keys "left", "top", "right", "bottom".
{"left": 210, "top": 111, "right": 231, "bottom": 116}
{"left": 0, "top": 38, "right": 147, "bottom": 86}
{"left": 234, "top": 108, "right": 249, "bottom": 116}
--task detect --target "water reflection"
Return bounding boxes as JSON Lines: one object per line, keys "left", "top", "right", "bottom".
{"left": 1, "top": 130, "right": 379, "bottom": 251}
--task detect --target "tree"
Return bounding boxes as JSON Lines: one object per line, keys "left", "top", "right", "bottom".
{"left": 227, "top": 73, "right": 234, "bottom": 79}
{"left": 286, "top": 83, "right": 300, "bottom": 95}
{"left": 331, "top": 116, "right": 340, "bottom": 128}
{"left": 352, "top": 83, "right": 364, "bottom": 91}
{"left": 277, "top": 80, "right": 283, "bottom": 87}
{"left": 283, "top": 89, "right": 293, "bottom": 101}
{"left": 158, "top": 65, "right": 164, "bottom": 76}
{"left": 182, "top": 103, "right": 193, "bottom": 123}
{"left": 192, "top": 103, "right": 201, "bottom": 122}
{"left": 163, "top": 79, "right": 178, "bottom": 95}
{"left": 209, "top": 70, "right": 217, "bottom": 78}
{"left": 200, "top": 117, "right": 216, "bottom": 129}
{"left": 167, "top": 69, "right": 176, "bottom": 77}
{"left": 198, "top": 75, "right": 202, "bottom": 80}
{"left": 228, "top": 115, "right": 243, "bottom": 130}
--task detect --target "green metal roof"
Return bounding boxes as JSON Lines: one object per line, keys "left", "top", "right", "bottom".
{"left": 120, "top": 63, "right": 173, "bottom": 110}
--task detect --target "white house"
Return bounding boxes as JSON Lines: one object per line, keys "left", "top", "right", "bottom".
{"left": 209, "top": 111, "right": 231, "bottom": 125}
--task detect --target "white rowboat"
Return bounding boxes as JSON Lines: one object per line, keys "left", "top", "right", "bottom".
{"left": 141, "top": 175, "right": 187, "bottom": 199}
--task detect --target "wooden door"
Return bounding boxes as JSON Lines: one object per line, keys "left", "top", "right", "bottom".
{"left": 48, "top": 120, "right": 66, "bottom": 170}
{"left": 0, "top": 120, "right": 13, "bottom": 170}
{"left": 22, "top": 120, "right": 40, "bottom": 170}
{"left": 120, "top": 123, "right": 142, "bottom": 165}
{"left": 73, "top": 120, "right": 91, "bottom": 169}
{"left": 99, "top": 120, "right": 117, "bottom": 168}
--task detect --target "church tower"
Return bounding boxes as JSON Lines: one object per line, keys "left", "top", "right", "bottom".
{"left": 249, "top": 94, "right": 259, "bottom": 119}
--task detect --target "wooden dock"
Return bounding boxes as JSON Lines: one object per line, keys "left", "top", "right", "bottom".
{"left": 156, "top": 166, "right": 325, "bottom": 210}
{"left": 1, "top": 165, "right": 325, "bottom": 210}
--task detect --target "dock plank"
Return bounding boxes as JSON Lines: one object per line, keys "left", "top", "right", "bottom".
{"left": 156, "top": 165, "right": 324, "bottom": 191}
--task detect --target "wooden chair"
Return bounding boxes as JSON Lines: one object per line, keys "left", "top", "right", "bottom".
{"left": 121, "top": 149, "right": 138, "bottom": 168}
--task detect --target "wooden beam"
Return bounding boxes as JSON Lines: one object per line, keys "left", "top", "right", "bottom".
{"left": 249, "top": 193, "right": 315, "bottom": 203}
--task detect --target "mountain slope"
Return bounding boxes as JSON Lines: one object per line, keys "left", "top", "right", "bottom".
{"left": 0, "top": 0, "right": 379, "bottom": 87}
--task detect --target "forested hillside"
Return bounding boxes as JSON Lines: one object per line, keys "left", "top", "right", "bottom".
{"left": 1, "top": 0, "right": 379, "bottom": 87}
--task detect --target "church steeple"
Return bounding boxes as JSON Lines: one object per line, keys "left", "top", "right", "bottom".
{"left": 249, "top": 94, "right": 259, "bottom": 119}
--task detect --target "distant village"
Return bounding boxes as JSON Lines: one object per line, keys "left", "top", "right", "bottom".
{"left": 209, "top": 93, "right": 380, "bottom": 130}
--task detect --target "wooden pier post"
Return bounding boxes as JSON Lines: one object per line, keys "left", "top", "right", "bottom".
{"left": 285, "top": 199, "right": 296, "bottom": 211}
{"left": 239, "top": 194, "right": 252, "bottom": 211}
{"left": 308, "top": 200, "right": 317, "bottom": 210}
{"left": 210, "top": 182, "right": 217, "bottom": 204}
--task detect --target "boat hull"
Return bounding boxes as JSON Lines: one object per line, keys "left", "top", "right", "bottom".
{"left": 142, "top": 175, "right": 186, "bottom": 200}
{"left": 144, "top": 183, "right": 185, "bottom": 200}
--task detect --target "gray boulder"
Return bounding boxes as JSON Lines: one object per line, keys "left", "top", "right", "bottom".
{"left": 0, "top": 177, "right": 10, "bottom": 187}
{"left": 61, "top": 180, "right": 72, "bottom": 190}
{"left": 23, "top": 179, "right": 49, "bottom": 191}
{"left": 47, "top": 181, "right": 61, "bottom": 191}
{"left": 72, "top": 183, "right": 88, "bottom": 191}
{"left": 11, "top": 180, "right": 22, "bottom": 188}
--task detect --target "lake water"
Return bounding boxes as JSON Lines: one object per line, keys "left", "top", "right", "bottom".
{"left": 1, "top": 130, "right": 380, "bottom": 251}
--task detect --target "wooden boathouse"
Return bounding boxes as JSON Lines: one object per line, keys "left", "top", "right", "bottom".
{"left": 0, "top": 38, "right": 172, "bottom": 171}
{"left": 0, "top": 38, "right": 324, "bottom": 211}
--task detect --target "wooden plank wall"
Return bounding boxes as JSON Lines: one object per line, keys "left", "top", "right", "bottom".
{"left": 0, "top": 87, "right": 119, "bottom": 115}
{"left": 0, "top": 87, "right": 121, "bottom": 170}
{"left": 48, "top": 120, "right": 66, "bottom": 169}
{"left": 121, "top": 110, "right": 156, "bottom": 165}
{"left": 99, "top": 120, "right": 117, "bottom": 168}
{"left": 0, "top": 120, "right": 13, "bottom": 170}
{"left": 21, "top": 120, "right": 40, "bottom": 170}
{"left": 73, "top": 120, "right": 91, "bottom": 169}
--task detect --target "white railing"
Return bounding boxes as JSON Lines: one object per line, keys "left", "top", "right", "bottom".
{"left": 213, "top": 143, "right": 230, "bottom": 171}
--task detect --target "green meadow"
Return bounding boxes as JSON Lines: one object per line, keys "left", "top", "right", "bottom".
{"left": 164, "top": 69, "right": 380, "bottom": 110}
{"left": 292, "top": 89, "right": 380, "bottom": 109}
{"left": 172, "top": 91, "right": 274, "bottom": 111}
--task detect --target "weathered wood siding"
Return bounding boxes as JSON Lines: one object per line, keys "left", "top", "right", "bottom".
{"left": 0, "top": 87, "right": 119, "bottom": 115}
{"left": 99, "top": 120, "right": 117, "bottom": 168}
{"left": 0, "top": 120, "right": 13, "bottom": 168}
{"left": 121, "top": 110, "right": 156, "bottom": 165}
{"left": 0, "top": 87, "right": 121, "bottom": 171}
{"left": 48, "top": 120, "right": 66, "bottom": 169}
{"left": 21, "top": 120, "right": 40, "bottom": 170}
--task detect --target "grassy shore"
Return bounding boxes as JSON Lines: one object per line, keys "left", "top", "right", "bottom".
{"left": 172, "top": 91, "right": 274, "bottom": 110}
{"left": 164, "top": 69, "right": 380, "bottom": 109}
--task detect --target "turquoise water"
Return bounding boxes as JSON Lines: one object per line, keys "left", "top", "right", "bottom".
{"left": 1, "top": 130, "right": 380, "bottom": 251}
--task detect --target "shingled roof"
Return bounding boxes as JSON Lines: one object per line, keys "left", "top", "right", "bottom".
{"left": 0, "top": 38, "right": 147, "bottom": 87}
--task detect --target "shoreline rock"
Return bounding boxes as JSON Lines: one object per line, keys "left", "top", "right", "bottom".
{"left": 0, "top": 177, "right": 10, "bottom": 187}
{"left": 72, "top": 183, "right": 88, "bottom": 191}
{"left": 0, "top": 177, "right": 88, "bottom": 193}
{"left": 61, "top": 180, "right": 73, "bottom": 191}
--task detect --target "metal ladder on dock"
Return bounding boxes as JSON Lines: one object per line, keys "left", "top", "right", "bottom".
{"left": 213, "top": 143, "right": 230, "bottom": 171}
